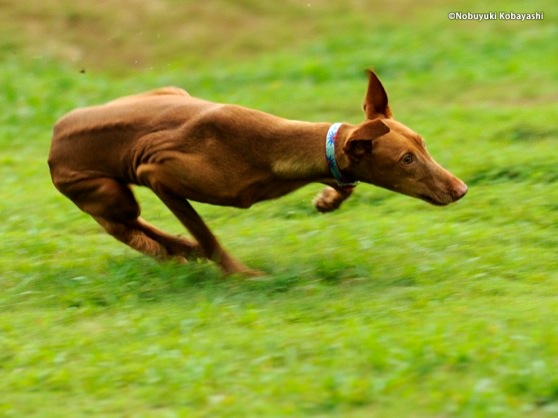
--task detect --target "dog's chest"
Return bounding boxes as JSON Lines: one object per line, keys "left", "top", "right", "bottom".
{"left": 233, "top": 180, "right": 307, "bottom": 208}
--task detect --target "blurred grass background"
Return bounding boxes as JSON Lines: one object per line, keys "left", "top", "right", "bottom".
{"left": 1, "top": 0, "right": 557, "bottom": 417}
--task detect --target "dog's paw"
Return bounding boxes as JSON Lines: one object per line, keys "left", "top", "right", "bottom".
{"left": 313, "top": 187, "right": 349, "bottom": 213}
{"left": 226, "top": 267, "right": 266, "bottom": 278}
{"left": 221, "top": 257, "right": 266, "bottom": 278}
{"left": 241, "top": 268, "right": 267, "bottom": 278}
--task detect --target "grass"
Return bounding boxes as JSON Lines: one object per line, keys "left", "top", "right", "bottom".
{"left": 1, "top": 0, "right": 558, "bottom": 416}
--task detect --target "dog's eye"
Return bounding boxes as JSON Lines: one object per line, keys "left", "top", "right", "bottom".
{"left": 401, "top": 153, "right": 414, "bottom": 165}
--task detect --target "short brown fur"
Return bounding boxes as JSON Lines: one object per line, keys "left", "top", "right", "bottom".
{"left": 48, "top": 71, "right": 467, "bottom": 275}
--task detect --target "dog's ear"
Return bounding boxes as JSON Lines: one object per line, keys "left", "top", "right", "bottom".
{"left": 363, "top": 69, "right": 393, "bottom": 119}
{"left": 344, "top": 119, "right": 390, "bottom": 162}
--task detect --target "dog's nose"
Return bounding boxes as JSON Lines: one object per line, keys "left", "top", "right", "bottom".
{"left": 453, "top": 181, "right": 468, "bottom": 201}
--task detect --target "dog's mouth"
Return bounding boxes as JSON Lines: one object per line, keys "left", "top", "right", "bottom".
{"left": 418, "top": 194, "right": 447, "bottom": 206}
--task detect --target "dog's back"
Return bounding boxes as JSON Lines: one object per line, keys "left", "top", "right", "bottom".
{"left": 52, "top": 87, "right": 192, "bottom": 146}
{"left": 49, "top": 87, "right": 213, "bottom": 186}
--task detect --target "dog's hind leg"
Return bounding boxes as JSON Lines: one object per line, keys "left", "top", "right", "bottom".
{"left": 57, "top": 178, "right": 200, "bottom": 261}
{"left": 134, "top": 217, "right": 203, "bottom": 259}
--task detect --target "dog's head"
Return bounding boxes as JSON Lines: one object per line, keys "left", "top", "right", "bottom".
{"left": 338, "top": 70, "right": 467, "bottom": 206}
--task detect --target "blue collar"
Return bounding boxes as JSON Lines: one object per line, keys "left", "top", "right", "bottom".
{"left": 325, "top": 123, "right": 358, "bottom": 189}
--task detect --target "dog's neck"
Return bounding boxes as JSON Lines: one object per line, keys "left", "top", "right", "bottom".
{"left": 269, "top": 120, "right": 352, "bottom": 186}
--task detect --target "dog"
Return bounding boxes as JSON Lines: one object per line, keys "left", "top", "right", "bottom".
{"left": 48, "top": 70, "right": 467, "bottom": 276}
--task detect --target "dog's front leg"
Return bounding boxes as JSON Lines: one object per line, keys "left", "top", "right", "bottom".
{"left": 313, "top": 185, "right": 354, "bottom": 213}
{"left": 138, "top": 163, "right": 262, "bottom": 277}
{"left": 155, "top": 188, "right": 262, "bottom": 276}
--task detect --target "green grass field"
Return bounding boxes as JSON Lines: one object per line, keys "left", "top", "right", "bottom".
{"left": 1, "top": 0, "right": 557, "bottom": 416}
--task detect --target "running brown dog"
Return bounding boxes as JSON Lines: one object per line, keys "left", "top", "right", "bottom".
{"left": 48, "top": 70, "right": 467, "bottom": 276}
